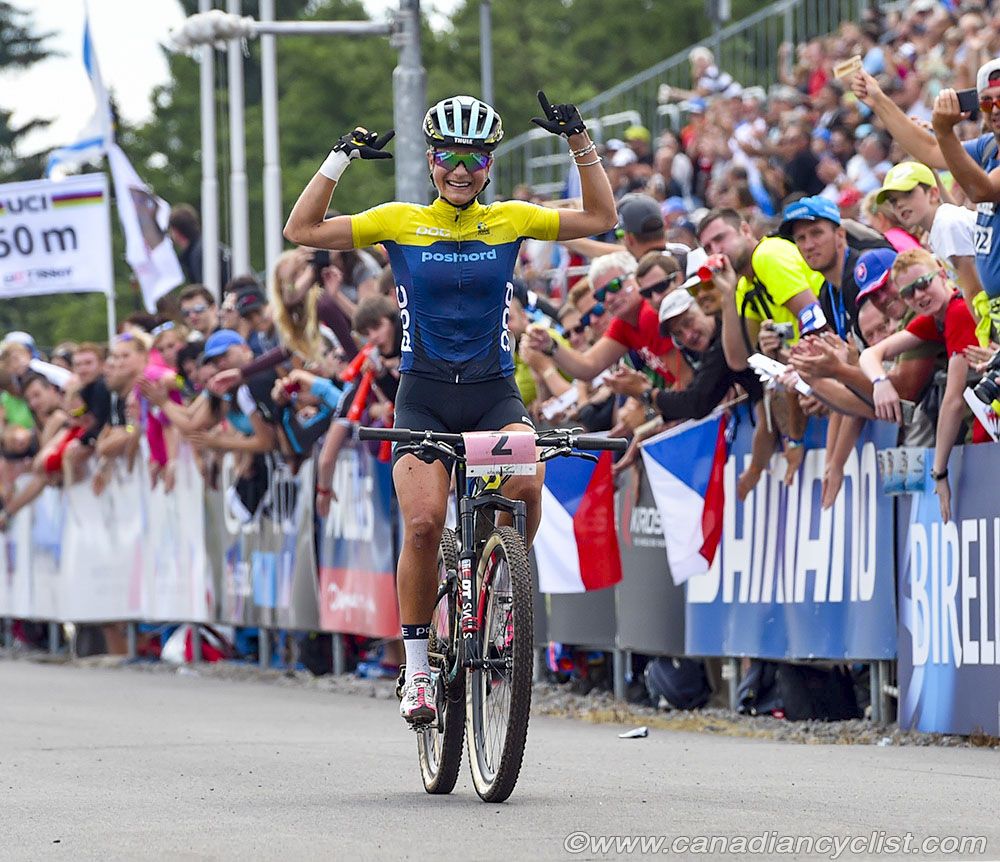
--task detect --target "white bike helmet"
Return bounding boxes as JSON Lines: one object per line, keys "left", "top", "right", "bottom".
{"left": 423, "top": 95, "right": 504, "bottom": 151}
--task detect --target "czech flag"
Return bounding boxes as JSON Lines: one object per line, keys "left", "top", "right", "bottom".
{"left": 640, "top": 414, "right": 728, "bottom": 585}
{"left": 535, "top": 450, "right": 622, "bottom": 593}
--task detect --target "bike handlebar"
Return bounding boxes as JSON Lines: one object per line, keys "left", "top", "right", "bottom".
{"left": 357, "top": 426, "right": 628, "bottom": 452}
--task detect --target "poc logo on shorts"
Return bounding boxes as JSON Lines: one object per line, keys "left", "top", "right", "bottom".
{"left": 416, "top": 226, "right": 451, "bottom": 237}
{"left": 421, "top": 248, "right": 498, "bottom": 263}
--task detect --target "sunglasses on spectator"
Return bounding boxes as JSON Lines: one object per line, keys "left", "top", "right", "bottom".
{"left": 638, "top": 275, "right": 678, "bottom": 300}
{"left": 182, "top": 304, "right": 209, "bottom": 317}
{"left": 572, "top": 303, "right": 606, "bottom": 333}
{"left": 594, "top": 276, "right": 628, "bottom": 303}
{"left": 897, "top": 270, "right": 939, "bottom": 299}
{"left": 432, "top": 150, "right": 491, "bottom": 172}
{"left": 980, "top": 96, "right": 1000, "bottom": 114}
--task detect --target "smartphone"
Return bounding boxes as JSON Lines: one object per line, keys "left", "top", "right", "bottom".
{"left": 311, "top": 249, "right": 331, "bottom": 281}
{"left": 957, "top": 88, "right": 980, "bottom": 119}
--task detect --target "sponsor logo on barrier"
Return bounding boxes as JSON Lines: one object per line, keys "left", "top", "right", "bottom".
{"left": 324, "top": 449, "right": 375, "bottom": 542}
{"left": 326, "top": 580, "right": 377, "bottom": 616}
{"left": 628, "top": 505, "right": 665, "bottom": 549}
{"left": 906, "top": 518, "right": 1000, "bottom": 668}
{"left": 688, "top": 444, "right": 880, "bottom": 605}
{"left": 420, "top": 248, "right": 497, "bottom": 264}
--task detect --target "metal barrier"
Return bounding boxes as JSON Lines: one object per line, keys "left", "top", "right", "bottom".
{"left": 492, "top": 0, "right": 869, "bottom": 195}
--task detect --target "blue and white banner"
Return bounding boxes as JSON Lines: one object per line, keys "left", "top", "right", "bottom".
{"left": 682, "top": 408, "right": 898, "bottom": 659}
{"left": 897, "top": 444, "right": 1000, "bottom": 735}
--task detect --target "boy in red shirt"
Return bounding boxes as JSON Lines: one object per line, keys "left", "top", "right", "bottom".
{"left": 860, "top": 248, "right": 987, "bottom": 522}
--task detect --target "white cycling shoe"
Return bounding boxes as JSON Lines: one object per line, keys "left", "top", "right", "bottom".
{"left": 399, "top": 673, "right": 437, "bottom": 726}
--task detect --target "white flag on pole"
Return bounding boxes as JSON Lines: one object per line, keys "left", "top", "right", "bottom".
{"left": 107, "top": 143, "right": 184, "bottom": 312}
{"left": 45, "top": 9, "right": 113, "bottom": 178}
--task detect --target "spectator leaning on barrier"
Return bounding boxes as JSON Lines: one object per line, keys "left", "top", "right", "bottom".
{"left": 696, "top": 208, "right": 825, "bottom": 371}
{"left": 778, "top": 195, "right": 864, "bottom": 341}
{"left": 179, "top": 284, "right": 220, "bottom": 341}
{"left": 860, "top": 248, "right": 989, "bottom": 522}
{"left": 71, "top": 342, "right": 105, "bottom": 387}
{"left": 875, "top": 160, "right": 982, "bottom": 310}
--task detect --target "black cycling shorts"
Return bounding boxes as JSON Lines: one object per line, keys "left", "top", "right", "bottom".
{"left": 392, "top": 374, "right": 534, "bottom": 473}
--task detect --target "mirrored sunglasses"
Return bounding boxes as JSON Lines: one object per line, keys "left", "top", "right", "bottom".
{"left": 432, "top": 150, "right": 491, "bottom": 172}
{"left": 593, "top": 276, "right": 627, "bottom": 303}
{"left": 574, "top": 302, "right": 606, "bottom": 332}
{"left": 898, "top": 270, "right": 938, "bottom": 299}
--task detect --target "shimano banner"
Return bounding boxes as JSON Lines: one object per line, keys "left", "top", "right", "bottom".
{"left": 897, "top": 445, "right": 1000, "bottom": 735}
{"left": 318, "top": 441, "right": 400, "bottom": 639}
{"left": 684, "top": 411, "right": 898, "bottom": 659}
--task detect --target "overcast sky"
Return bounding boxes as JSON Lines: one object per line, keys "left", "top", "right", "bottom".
{"left": 1, "top": 0, "right": 458, "bottom": 159}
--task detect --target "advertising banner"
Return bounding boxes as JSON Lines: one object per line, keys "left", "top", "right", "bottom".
{"left": 897, "top": 445, "right": 1000, "bottom": 735}
{"left": 0, "top": 174, "right": 113, "bottom": 299}
{"left": 684, "top": 412, "right": 898, "bottom": 659}
{"left": 318, "top": 442, "right": 400, "bottom": 639}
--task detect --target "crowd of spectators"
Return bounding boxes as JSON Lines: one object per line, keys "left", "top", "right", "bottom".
{"left": 2, "top": 0, "right": 1000, "bottom": 702}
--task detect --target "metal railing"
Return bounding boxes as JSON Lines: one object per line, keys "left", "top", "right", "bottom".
{"left": 492, "top": 0, "right": 869, "bottom": 197}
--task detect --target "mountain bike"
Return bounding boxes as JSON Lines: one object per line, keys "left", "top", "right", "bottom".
{"left": 357, "top": 425, "right": 626, "bottom": 803}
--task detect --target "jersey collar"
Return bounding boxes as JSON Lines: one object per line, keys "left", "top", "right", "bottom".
{"left": 431, "top": 195, "right": 486, "bottom": 219}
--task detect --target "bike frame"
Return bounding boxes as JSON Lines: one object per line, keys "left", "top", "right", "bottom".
{"left": 454, "top": 458, "right": 526, "bottom": 673}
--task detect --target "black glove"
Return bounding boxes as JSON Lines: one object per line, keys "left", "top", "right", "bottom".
{"left": 530, "top": 91, "right": 586, "bottom": 138}
{"left": 332, "top": 127, "right": 395, "bottom": 160}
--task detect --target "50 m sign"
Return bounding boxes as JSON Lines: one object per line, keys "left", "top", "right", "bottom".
{"left": 0, "top": 174, "right": 113, "bottom": 299}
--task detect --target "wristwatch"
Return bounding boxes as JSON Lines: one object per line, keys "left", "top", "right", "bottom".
{"left": 541, "top": 339, "right": 557, "bottom": 357}
{"left": 930, "top": 468, "right": 948, "bottom": 481}
{"left": 640, "top": 387, "right": 656, "bottom": 407}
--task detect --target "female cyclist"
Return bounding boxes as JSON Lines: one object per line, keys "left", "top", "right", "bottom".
{"left": 284, "top": 92, "right": 616, "bottom": 726}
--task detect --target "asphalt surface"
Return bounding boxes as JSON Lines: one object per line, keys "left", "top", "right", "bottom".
{"left": 1, "top": 660, "right": 998, "bottom": 862}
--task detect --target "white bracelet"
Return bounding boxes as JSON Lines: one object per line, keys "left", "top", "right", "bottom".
{"left": 574, "top": 157, "right": 603, "bottom": 167}
{"left": 319, "top": 150, "right": 351, "bottom": 182}
{"left": 569, "top": 142, "right": 597, "bottom": 158}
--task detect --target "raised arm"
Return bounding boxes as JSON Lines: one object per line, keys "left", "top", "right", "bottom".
{"left": 525, "top": 91, "right": 616, "bottom": 240}
{"left": 852, "top": 71, "right": 948, "bottom": 170}
{"left": 284, "top": 128, "right": 394, "bottom": 250}
{"left": 932, "top": 88, "right": 1000, "bottom": 205}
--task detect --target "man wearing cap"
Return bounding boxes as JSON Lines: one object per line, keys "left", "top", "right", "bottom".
{"left": 778, "top": 195, "right": 864, "bottom": 341}
{"left": 610, "top": 289, "right": 762, "bottom": 422}
{"left": 183, "top": 330, "right": 277, "bottom": 456}
{"left": 624, "top": 125, "right": 654, "bottom": 166}
{"left": 235, "top": 285, "right": 281, "bottom": 357}
{"left": 559, "top": 193, "right": 680, "bottom": 268}
{"left": 875, "top": 161, "right": 981, "bottom": 309}
{"left": 854, "top": 61, "right": 1000, "bottom": 338}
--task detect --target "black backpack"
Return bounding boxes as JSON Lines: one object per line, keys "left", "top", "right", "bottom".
{"left": 645, "top": 657, "right": 713, "bottom": 710}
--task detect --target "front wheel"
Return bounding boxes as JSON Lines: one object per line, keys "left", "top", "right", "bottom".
{"left": 417, "top": 527, "right": 466, "bottom": 794}
{"left": 466, "top": 526, "right": 534, "bottom": 803}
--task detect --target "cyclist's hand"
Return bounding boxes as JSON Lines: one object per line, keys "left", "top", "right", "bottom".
{"left": 531, "top": 91, "right": 586, "bottom": 138}
{"left": 333, "top": 127, "right": 395, "bottom": 160}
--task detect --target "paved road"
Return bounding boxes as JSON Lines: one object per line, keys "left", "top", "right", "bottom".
{"left": 1, "top": 660, "right": 997, "bottom": 861}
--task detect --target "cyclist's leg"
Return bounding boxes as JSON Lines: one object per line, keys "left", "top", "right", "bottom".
{"left": 392, "top": 453, "right": 451, "bottom": 629}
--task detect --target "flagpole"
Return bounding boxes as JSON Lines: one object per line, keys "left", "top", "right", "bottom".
{"left": 199, "top": 0, "right": 221, "bottom": 300}
{"left": 259, "top": 0, "right": 282, "bottom": 283}
{"left": 227, "top": 0, "right": 251, "bottom": 280}
{"left": 100, "top": 174, "right": 117, "bottom": 341}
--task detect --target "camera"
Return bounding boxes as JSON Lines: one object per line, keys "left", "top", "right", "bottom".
{"left": 972, "top": 349, "right": 1000, "bottom": 404}
{"left": 311, "top": 249, "right": 331, "bottom": 283}
{"left": 771, "top": 322, "right": 795, "bottom": 345}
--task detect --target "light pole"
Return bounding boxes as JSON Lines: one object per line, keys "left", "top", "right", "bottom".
{"left": 227, "top": 0, "right": 250, "bottom": 279}
{"left": 197, "top": 0, "right": 220, "bottom": 299}
{"left": 170, "top": 5, "right": 423, "bottom": 284}
{"left": 479, "top": 1, "right": 494, "bottom": 203}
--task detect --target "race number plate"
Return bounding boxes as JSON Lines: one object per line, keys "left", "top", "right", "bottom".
{"left": 462, "top": 430, "right": 537, "bottom": 477}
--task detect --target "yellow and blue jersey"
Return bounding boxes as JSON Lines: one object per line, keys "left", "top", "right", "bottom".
{"left": 351, "top": 197, "right": 560, "bottom": 382}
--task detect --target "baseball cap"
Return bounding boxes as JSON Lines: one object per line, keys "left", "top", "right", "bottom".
{"left": 680, "top": 246, "right": 710, "bottom": 291}
{"left": 202, "top": 329, "right": 247, "bottom": 360}
{"left": 661, "top": 196, "right": 688, "bottom": 217}
{"left": 977, "top": 58, "right": 1000, "bottom": 94}
{"left": 658, "top": 288, "right": 695, "bottom": 333}
{"left": 838, "top": 186, "right": 864, "bottom": 210}
{"left": 623, "top": 124, "right": 651, "bottom": 143}
{"left": 235, "top": 286, "right": 267, "bottom": 317}
{"left": 610, "top": 147, "right": 638, "bottom": 168}
{"left": 853, "top": 248, "right": 899, "bottom": 303}
{"left": 874, "top": 161, "right": 935, "bottom": 205}
{"left": 617, "top": 194, "right": 663, "bottom": 235}
{"left": 0, "top": 331, "right": 36, "bottom": 352}
{"left": 778, "top": 195, "right": 842, "bottom": 237}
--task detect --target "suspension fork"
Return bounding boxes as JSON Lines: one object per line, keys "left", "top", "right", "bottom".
{"left": 456, "top": 463, "right": 480, "bottom": 664}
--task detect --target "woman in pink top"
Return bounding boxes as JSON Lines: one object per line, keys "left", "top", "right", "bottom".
{"left": 862, "top": 190, "right": 922, "bottom": 251}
